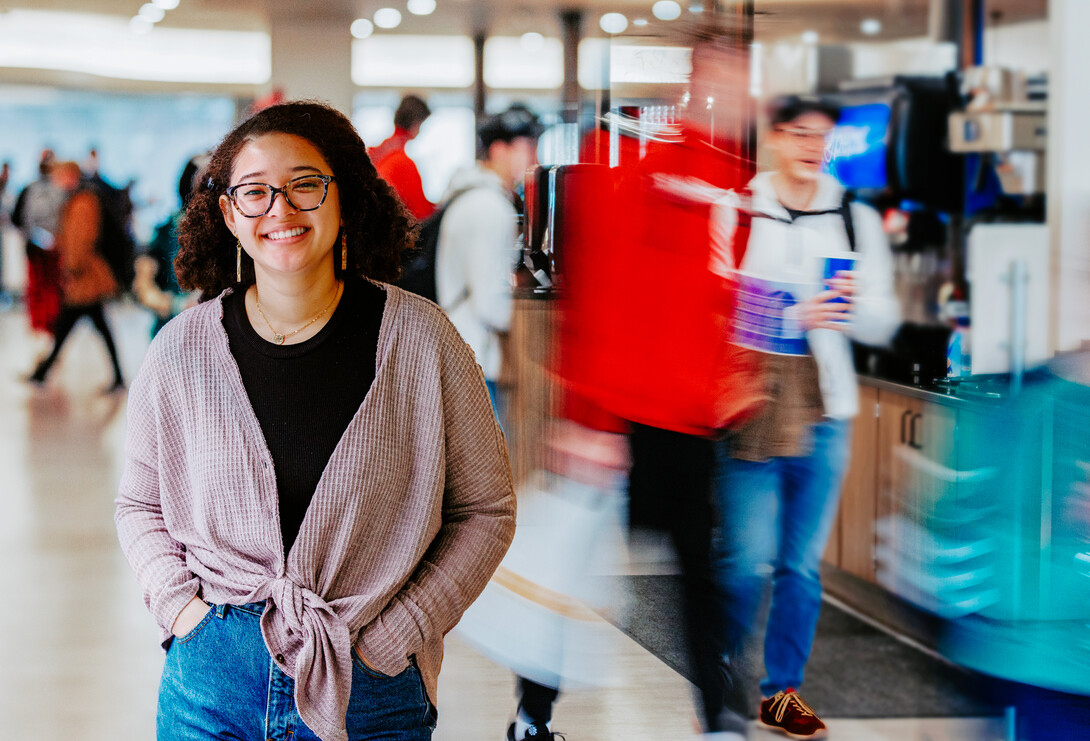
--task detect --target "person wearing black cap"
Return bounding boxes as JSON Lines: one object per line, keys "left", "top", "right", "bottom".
{"left": 434, "top": 104, "right": 542, "bottom": 425}
{"left": 710, "top": 94, "right": 900, "bottom": 738}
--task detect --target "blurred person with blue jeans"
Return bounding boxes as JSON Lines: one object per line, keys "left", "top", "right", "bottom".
{"left": 435, "top": 104, "right": 541, "bottom": 428}
{"left": 711, "top": 95, "right": 900, "bottom": 738}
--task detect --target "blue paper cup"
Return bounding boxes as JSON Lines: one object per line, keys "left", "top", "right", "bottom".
{"left": 822, "top": 254, "right": 858, "bottom": 321}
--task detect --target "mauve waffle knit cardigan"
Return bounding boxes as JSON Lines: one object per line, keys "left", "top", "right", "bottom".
{"left": 115, "top": 284, "right": 516, "bottom": 741}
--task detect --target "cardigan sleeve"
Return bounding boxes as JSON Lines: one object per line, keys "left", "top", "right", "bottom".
{"left": 355, "top": 319, "right": 516, "bottom": 673}
{"left": 114, "top": 350, "right": 201, "bottom": 643}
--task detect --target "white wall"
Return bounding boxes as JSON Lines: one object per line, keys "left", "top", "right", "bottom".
{"left": 984, "top": 20, "right": 1050, "bottom": 75}
{"left": 1047, "top": 0, "right": 1090, "bottom": 353}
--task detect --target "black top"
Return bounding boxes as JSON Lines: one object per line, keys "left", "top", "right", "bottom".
{"left": 223, "top": 278, "right": 386, "bottom": 553}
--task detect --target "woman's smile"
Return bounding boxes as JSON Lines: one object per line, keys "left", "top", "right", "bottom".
{"left": 263, "top": 226, "right": 311, "bottom": 241}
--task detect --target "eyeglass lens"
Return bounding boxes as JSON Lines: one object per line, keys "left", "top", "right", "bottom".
{"left": 231, "top": 176, "right": 330, "bottom": 216}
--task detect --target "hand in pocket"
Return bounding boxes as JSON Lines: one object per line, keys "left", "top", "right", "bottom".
{"left": 171, "top": 596, "right": 211, "bottom": 638}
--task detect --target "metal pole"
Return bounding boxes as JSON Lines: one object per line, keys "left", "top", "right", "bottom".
{"left": 1009, "top": 259, "right": 1028, "bottom": 394}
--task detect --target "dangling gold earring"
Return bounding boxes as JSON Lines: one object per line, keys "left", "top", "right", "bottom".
{"left": 341, "top": 232, "right": 348, "bottom": 271}
{"left": 236, "top": 240, "right": 242, "bottom": 283}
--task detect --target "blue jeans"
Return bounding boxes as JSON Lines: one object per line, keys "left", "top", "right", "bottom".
{"left": 157, "top": 602, "right": 436, "bottom": 740}
{"left": 713, "top": 418, "right": 852, "bottom": 697}
{"left": 485, "top": 379, "right": 507, "bottom": 435}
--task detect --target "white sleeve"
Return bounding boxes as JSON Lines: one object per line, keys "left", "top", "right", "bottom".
{"left": 847, "top": 202, "right": 901, "bottom": 347}
{"left": 450, "top": 190, "right": 515, "bottom": 333}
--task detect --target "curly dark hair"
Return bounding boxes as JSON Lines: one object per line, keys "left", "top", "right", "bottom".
{"left": 176, "top": 100, "right": 417, "bottom": 299}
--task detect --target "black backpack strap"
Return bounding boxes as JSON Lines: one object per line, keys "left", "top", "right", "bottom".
{"left": 779, "top": 189, "right": 858, "bottom": 252}
{"left": 838, "top": 190, "right": 856, "bottom": 252}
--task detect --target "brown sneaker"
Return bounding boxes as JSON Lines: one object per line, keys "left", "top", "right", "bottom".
{"left": 758, "top": 688, "right": 828, "bottom": 738}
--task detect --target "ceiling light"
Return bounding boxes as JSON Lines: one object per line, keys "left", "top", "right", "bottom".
{"left": 652, "top": 1, "right": 682, "bottom": 21}
{"left": 801, "top": 30, "right": 819, "bottom": 44}
{"left": 633, "top": 18, "right": 648, "bottom": 27}
{"left": 152, "top": 0, "right": 180, "bottom": 9}
{"left": 407, "top": 0, "right": 436, "bottom": 15}
{"left": 861, "top": 18, "right": 882, "bottom": 35}
{"left": 351, "top": 18, "right": 374, "bottom": 39}
{"left": 599, "top": 12, "right": 628, "bottom": 35}
{"left": 129, "top": 15, "right": 153, "bottom": 33}
{"left": 373, "top": 8, "right": 403, "bottom": 29}
{"left": 520, "top": 32, "right": 545, "bottom": 52}
{"left": 689, "top": 3, "right": 704, "bottom": 13}
{"left": 138, "top": 3, "right": 165, "bottom": 22}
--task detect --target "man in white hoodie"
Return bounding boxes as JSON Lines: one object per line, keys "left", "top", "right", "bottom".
{"left": 436, "top": 104, "right": 541, "bottom": 421}
{"left": 711, "top": 95, "right": 900, "bottom": 738}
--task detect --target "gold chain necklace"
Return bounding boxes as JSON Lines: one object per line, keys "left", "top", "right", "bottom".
{"left": 254, "top": 281, "right": 342, "bottom": 345}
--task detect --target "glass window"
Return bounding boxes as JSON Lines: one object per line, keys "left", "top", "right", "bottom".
{"left": 0, "top": 86, "right": 237, "bottom": 242}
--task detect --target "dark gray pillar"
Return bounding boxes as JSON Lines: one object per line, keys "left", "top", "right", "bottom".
{"left": 560, "top": 10, "right": 583, "bottom": 124}
{"left": 473, "top": 32, "right": 487, "bottom": 120}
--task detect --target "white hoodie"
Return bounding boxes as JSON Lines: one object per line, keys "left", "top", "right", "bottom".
{"left": 435, "top": 164, "right": 517, "bottom": 381}
{"left": 712, "top": 171, "right": 901, "bottom": 419}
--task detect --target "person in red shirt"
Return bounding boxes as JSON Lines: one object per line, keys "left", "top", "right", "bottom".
{"left": 369, "top": 94, "right": 435, "bottom": 220}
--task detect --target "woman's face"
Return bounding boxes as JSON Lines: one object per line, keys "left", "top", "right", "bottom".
{"left": 219, "top": 132, "right": 342, "bottom": 284}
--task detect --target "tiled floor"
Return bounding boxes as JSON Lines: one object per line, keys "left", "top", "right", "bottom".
{"left": 0, "top": 300, "right": 1006, "bottom": 740}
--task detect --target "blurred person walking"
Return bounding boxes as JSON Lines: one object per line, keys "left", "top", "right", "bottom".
{"left": 710, "top": 95, "right": 900, "bottom": 738}
{"left": 114, "top": 101, "right": 515, "bottom": 741}
{"left": 560, "top": 27, "right": 765, "bottom": 740}
{"left": 369, "top": 94, "right": 436, "bottom": 220}
{"left": 132, "top": 154, "right": 206, "bottom": 336}
{"left": 26, "top": 160, "right": 124, "bottom": 391}
{"left": 11, "top": 149, "right": 64, "bottom": 340}
{"left": 435, "top": 104, "right": 542, "bottom": 426}
{"left": 83, "top": 146, "right": 138, "bottom": 291}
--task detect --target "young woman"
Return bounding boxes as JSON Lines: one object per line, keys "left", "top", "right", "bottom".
{"left": 115, "top": 101, "right": 516, "bottom": 741}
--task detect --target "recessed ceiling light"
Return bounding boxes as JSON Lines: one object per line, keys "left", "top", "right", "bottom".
{"left": 351, "top": 18, "right": 374, "bottom": 39}
{"left": 861, "top": 18, "right": 882, "bottom": 35}
{"left": 652, "top": 1, "right": 682, "bottom": 21}
{"left": 633, "top": 18, "right": 649, "bottom": 27}
{"left": 801, "top": 30, "right": 819, "bottom": 44}
{"left": 138, "top": 3, "right": 165, "bottom": 22}
{"left": 130, "top": 15, "right": 153, "bottom": 33}
{"left": 407, "top": 0, "right": 437, "bottom": 16}
{"left": 374, "top": 8, "right": 403, "bottom": 29}
{"left": 689, "top": 3, "right": 704, "bottom": 14}
{"left": 520, "top": 32, "right": 545, "bottom": 51}
{"left": 152, "top": 0, "right": 180, "bottom": 9}
{"left": 600, "top": 12, "right": 628, "bottom": 35}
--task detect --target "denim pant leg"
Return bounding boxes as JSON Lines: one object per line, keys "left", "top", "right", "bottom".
{"left": 158, "top": 601, "right": 436, "bottom": 741}
{"left": 485, "top": 379, "right": 506, "bottom": 433}
{"left": 761, "top": 418, "right": 852, "bottom": 697}
{"left": 712, "top": 439, "right": 781, "bottom": 661}
{"left": 157, "top": 603, "right": 270, "bottom": 741}
{"left": 344, "top": 652, "right": 437, "bottom": 740}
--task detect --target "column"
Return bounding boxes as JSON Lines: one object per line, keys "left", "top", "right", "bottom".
{"left": 559, "top": 10, "right": 582, "bottom": 125}
{"left": 265, "top": 5, "right": 355, "bottom": 116}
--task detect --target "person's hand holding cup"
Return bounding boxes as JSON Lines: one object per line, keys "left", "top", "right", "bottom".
{"left": 800, "top": 253, "right": 857, "bottom": 331}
